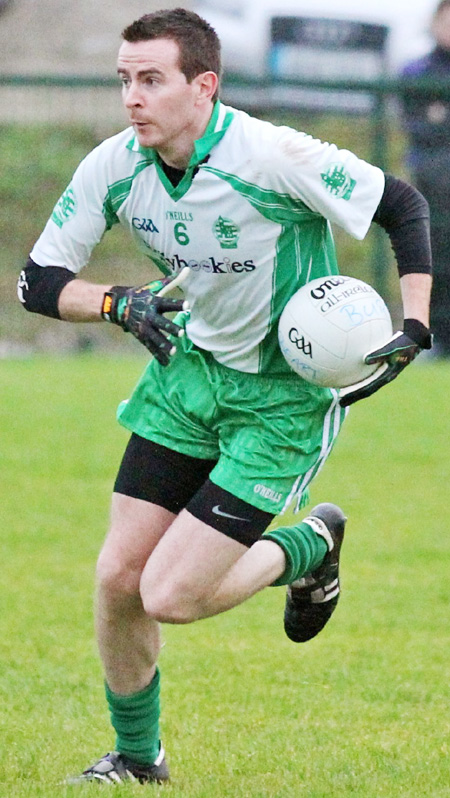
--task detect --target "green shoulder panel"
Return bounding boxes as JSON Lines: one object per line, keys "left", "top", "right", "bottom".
{"left": 102, "top": 159, "right": 152, "bottom": 230}
{"left": 201, "top": 166, "right": 319, "bottom": 224}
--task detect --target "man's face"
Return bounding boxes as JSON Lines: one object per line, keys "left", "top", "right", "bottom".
{"left": 117, "top": 38, "right": 205, "bottom": 158}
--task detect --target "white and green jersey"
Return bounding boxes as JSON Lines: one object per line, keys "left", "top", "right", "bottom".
{"left": 31, "top": 101, "right": 384, "bottom": 375}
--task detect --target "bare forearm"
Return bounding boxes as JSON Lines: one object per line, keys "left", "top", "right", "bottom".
{"left": 400, "top": 273, "right": 432, "bottom": 327}
{"left": 58, "top": 279, "right": 113, "bottom": 322}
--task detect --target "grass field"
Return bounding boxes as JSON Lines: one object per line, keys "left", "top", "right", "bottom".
{"left": 1, "top": 354, "right": 450, "bottom": 797}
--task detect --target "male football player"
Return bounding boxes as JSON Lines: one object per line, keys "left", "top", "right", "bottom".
{"left": 19, "top": 7, "right": 432, "bottom": 783}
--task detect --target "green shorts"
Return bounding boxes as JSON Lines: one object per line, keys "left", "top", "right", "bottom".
{"left": 117, "top": 337, "right": 347, "bottom": 516}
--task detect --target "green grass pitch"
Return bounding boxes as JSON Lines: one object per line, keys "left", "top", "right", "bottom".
{"left": 1, "top": 354, "right": 450, "bottom": 797}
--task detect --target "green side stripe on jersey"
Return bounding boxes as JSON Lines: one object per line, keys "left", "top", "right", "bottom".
{"left": 258, "top": 219, "right": 339, "bottom": 373}
{"left": 102, "top": 160, "right": 152, "bottom": 229}
{"left": 201, "top": 167, "right": 319, "bottom": 224}
{"left": 259, "top": 224, "right": 301, "bottom": 374}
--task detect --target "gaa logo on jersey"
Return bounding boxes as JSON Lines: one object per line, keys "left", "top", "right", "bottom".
{"left": 213, "top": 216, "right": 240, "bottom": 249}
{"left": 51, "top": 185, "right": 78, "bottom": 228}
{"left": 321, "top": 163, "right": 356, "bottom": 200}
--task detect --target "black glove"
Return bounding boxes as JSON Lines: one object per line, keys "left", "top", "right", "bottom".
{"left": 339, "top": 318, "right": 432, "bottom": 407}
{"left": 102, "top": 271, "right": 189, "bottom": 365}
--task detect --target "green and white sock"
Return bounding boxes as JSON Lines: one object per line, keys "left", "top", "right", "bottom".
{"left": 264, "top": 519, "right": 328, "bottom": 586}
{"left": 105, "top": 668, "right": 161, "bottom": 766}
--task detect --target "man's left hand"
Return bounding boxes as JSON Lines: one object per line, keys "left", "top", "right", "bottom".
{"left": 339, "top": 318, "right": 432, "bottom": 407}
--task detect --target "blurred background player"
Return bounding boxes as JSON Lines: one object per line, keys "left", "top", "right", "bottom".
{"left": 18, "top": 7, "right": 432, "bottom": 786}
{"left": 402, "top": 0, "right": 450, "bottom": 356}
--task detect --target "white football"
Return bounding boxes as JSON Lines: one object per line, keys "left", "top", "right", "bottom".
{"left": 278, "top": 275, "right": 393, "bottom": 388}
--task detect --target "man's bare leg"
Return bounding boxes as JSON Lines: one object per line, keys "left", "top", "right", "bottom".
{"left": 139, "top": 510, "right": 286, "bottom": 623}
{"left": 95, "top": 493, "right": 176, "bottom": 694}
{"left": 83, "top": 496, "right": 329, "bottom": 783}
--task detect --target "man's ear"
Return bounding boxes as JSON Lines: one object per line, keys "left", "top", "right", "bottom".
{"left": 193, "top": 70, "right": 218, "bottom": 104}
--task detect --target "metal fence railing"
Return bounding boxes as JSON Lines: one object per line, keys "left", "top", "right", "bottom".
{"left": 2, "top": 72, "right": 446, "bottom": 156}
{"left": 2, "top": 72, "right": 448, "bottom": 298}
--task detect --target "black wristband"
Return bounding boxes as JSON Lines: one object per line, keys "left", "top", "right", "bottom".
{"left": 101, "top": 285, "right": 129, "bottom": 323}
{"left": 403, "top": 318, "right": 432, "bottom": 349}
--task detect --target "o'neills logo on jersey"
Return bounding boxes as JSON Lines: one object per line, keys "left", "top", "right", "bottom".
{"left": 213, "top": 216, "right": 240, "bottom": 249}
{"left": 254, "top": 484, "right": 283, "bottom": 503}
{"left": 162, "top": 252, "right": 255, "bottom": 274}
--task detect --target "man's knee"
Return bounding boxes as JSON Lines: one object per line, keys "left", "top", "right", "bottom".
{"left": 141, "top": 578, "right": 209, "bottom": 624}
{"left": 96, "top": 545, "right": 142, "bottom": 600}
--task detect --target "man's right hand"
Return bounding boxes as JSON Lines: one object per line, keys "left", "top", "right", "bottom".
{"left": 102, "top": 269, "right": 190, "bottom": 365}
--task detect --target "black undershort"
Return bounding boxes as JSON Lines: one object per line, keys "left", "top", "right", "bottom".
{"left": 114, "top": 433, "right": 274, "bottom": 547}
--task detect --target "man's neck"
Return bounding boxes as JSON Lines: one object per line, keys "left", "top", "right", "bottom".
{"left": 156, "top": 101, "right": 215, "bottom": 169}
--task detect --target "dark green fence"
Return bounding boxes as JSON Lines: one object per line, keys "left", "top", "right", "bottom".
{"left": 1, "top": 72, "right": 447, "bottom": 316}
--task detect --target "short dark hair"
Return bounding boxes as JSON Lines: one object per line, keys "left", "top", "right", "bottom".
{"left": 435, "top": 0, "right": 450, "bottom": 16}
{"left": 122, "top": 8, "right": 222, "bottom": 100}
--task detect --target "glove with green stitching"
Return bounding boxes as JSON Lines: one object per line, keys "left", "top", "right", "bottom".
{"left": 102, "top": 270, "right": 189, "bottom": 365}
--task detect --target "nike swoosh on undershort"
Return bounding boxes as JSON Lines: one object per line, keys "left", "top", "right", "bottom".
{"left": 211, "top": 505, "right": 250, "bottom": 522}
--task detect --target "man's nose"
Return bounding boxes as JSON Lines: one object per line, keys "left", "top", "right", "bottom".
{"left": 124, "top": 81, "right": 143, "bottom": 107}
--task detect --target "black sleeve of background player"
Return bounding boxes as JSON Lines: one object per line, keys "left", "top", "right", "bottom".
{"left": 18, "top": 257, "right": 77, "bottom": 319}
{"left": 372, "top": 174, "right": 432, "bottom": 277}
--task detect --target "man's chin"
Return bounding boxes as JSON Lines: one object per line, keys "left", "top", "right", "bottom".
{"left": 133, "top": 127, "right": 156, "bottom": 149}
